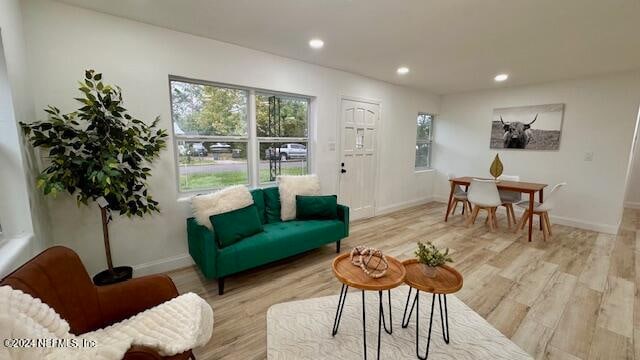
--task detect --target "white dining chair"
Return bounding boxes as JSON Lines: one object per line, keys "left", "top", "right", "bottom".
{"left": 498, "top": 175, "right": 521, "bottom": 229}
{"left": 466, "top": 179, "right": 502, "bottom": 231}
{"left": 447, "top": 175, "right": 472, "bottom": 218}
{"left": 515, "top": 183, "right": 567, "bottom": 241}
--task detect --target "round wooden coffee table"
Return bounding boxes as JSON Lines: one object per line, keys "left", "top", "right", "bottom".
{"left": 331, "top": 252, "right": 406, "bottom": 360}
{"left": 400, "top": 259, "right": 463, "bottom": 360}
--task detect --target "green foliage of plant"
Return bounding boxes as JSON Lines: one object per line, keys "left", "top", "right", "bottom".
{"left": 415, "top": 241, "right": 453, "bottom": 267}
{"left": 20, "top": 70, "right": 168, "bottom": 217}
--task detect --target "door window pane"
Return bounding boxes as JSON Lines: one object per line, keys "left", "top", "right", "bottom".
{"left": 259, "top": 142, "right": 308, "bottom": 183}
{"left": 178, "top": 141, "right": 248, "bottom": 191}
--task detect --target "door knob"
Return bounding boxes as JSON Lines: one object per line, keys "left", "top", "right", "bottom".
{"left": 341, "top": 169, "right": 347, "bottom": 173}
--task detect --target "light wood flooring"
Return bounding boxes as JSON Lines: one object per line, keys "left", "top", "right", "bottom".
{"left": 168, "top": 202, "right": 640, "bottom": 360}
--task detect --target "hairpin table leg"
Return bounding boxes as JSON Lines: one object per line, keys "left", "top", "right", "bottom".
{"left": 402, "top": 287, "right": 417, "bottom": 328}
{"left": 331, "top": 284, "right": 349, "bottom": 336}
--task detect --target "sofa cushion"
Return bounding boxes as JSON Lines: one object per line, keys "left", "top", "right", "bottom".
{"left": 277, "top": 175, "right": 321, "bottom": 221}
{"left": 217, "top": 220, "right": 344, "bottom": 275}
{"left": 263, "top": 187, "right": 282, "bottom": 223}
{"left": 191, "top": 185, "right": 254, "bottom": 229}
{"left": 250, "top": 189, "right": 267, "bottom": 224}
{"left": 296, "top": 195, "right": 338, "bottom": 220}
{"left": 210, "top": 205, "right": 263, "bottom": 248}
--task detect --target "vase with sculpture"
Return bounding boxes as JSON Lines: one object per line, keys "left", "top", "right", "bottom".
{"left": 350, "top": 246, "right": 389, "bottom": 278}
{"left": 414, "top": 241, "right": 453, "bottom": 278}
{"left": 490, "top": 154, "right": 504, "bottom": 181}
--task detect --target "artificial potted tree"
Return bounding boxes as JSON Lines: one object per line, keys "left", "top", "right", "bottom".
{"left": 21, "top": 70, "right": 167, "bottom": 285}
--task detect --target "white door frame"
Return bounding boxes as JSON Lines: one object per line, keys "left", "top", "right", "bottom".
{"left": 336, "top": 95, "right": 383, "bottom": 219}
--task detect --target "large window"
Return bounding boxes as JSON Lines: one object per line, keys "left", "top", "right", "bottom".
{"left": 170, "top": 78, "right": 309, "bottom": 192}
{"left": 415, "top": 113, "right": 433, "bottom": 170}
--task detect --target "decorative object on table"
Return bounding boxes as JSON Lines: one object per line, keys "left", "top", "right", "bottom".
{"left": 277, "top": 174, "right": 321, "bottom": 221}
{"left": 350, "top": 245, "right": 389, "bottom": 278}
{"left": 490, "top": 103, "right": 564, "bottom": 150}
{"left": 414, "top": 242, "right": 453, "bottom": 278}
{"left": 20, "top": 70, "right": 168, "bottom": 286}
{"left": 489, "top": 154, "right": 504, "bottom": 180}
{"left": 266, "top": 287, "right": 533, "bottom": 360}
{"left": 191, "top": 185, "right": 254, "bottom": 229}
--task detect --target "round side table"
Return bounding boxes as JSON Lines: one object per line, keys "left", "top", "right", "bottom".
{"left": 400, "top": 259, "right": 463, "bottom": 360}
{"left": 331, "top": 253, "right": 406, "bottom": 360}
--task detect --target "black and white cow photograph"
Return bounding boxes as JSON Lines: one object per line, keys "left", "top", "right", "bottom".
{"left": 490, "top": 103, "right": 564, "bottom": 150}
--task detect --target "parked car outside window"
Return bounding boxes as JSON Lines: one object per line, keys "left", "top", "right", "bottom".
{"left": 265, "top": 143, "right": 307, "bottom": 161}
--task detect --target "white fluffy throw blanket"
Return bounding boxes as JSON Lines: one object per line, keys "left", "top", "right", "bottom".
{"left": 0, "top": 286, "right": 213, "bottom": 360}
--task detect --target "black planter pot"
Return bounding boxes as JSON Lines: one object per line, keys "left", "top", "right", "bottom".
{"left": 92, "top": 266, "right": 133, "bottom": 286}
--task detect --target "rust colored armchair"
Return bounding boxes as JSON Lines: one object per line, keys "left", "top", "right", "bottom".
{"left": 0, "top": 246, "right": 194, "bottom": 360}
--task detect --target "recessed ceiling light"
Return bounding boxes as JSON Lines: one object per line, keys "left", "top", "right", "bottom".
{"left": 309, "top": 39, "right": 324, "bottom": 49}
{"left": 397, "top": 67, "right": 410, "bottom": 75}
{"left": 494, "top": 73, "right": 509, "bottom": 82}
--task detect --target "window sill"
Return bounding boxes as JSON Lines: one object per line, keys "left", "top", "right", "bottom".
{"left": 414, "top": 168, "right": 435, "bottom": 174}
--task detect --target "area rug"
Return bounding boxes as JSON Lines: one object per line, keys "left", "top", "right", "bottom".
{"left": 267, "top": 285, "right": 532, "bottom": 359}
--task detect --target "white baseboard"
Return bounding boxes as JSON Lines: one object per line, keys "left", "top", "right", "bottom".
{"left": 426, "top": 195, "right": 620, "bottom": 234}
{"left": 547, "top": 214, "right": 619, "bottom": 234}
{"left": 625, "top": 201, "right": 640, "bottom": 209}
{"left": 133, "top": 253, "right": 194, "bottom": 277}
{"left": 375, "top": 196, "right": 433, "bottom": 216}
{"left": 431, "top": 195, "right": 449, "bottom": 203}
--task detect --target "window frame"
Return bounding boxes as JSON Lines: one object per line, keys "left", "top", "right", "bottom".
{"left": 255, "top": 91, "right": 310, "bottom": 185}
{"left": 414, "top": 113, "right": 434, "bottom": 171}
{"left": 169, "top": 76, "right": 311, "bottom": 193}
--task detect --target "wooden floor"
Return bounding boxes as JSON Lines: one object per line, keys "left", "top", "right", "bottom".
{"left": 168, "top": 202, "right": 640, "bottom": 360}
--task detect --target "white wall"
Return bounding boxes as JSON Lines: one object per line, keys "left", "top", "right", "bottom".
{"left": 433, "top": 71, "right": 640, "bottom": 234}
{"left": 0, "top": 0, "right": 48, "bottom": 276}
{"left": 22, "top": 0, "right": 439, "bottom": 275}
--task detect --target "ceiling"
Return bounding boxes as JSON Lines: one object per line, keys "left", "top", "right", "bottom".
{"left": 56, "top": 0, "right": 640, "bottom": 94}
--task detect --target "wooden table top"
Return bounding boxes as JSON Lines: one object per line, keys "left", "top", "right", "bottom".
{"left": 450, "top": 176, "right": 547, "bottom": 192}
{"left": 402, "top": 259, "right": 463, "bottom": 294}
{"left": 332, "top": 253, "right": 406, "bottom": 291}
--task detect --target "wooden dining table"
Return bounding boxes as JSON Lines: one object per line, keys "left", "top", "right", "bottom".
{"left": 445, "top": 176, "right": 547, "bottom": 242}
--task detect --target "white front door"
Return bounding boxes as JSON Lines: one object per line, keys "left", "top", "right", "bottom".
{"left": 338, "top": 99, "right": 379, "bottom": 220}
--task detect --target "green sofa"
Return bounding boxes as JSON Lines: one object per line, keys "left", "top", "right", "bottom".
{"left": 187, "top": 187, "right": 349, "bottom": 295}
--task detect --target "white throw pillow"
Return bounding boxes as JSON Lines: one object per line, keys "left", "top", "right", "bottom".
{"left": 278, "top": 175, "right": 321, "bottom": 221}
{"left": 191, "top": 185, "right": 254, "bottom": 229}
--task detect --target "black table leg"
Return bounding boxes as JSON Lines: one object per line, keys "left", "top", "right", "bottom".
{"left": 438, "top": 294, "right": 450, "bottom": 343}
{"left": 332, "top": 284, "right": 349, "bottom": 336}
{"left": 402, "top": 289, "right": 450, "bottom": 360}
{"left": 402, "top": 287, "right": 417, "bottom": 328}
{"left": 379, "top": 290, "right": 393, "bottom": 335}
{"left": 362, "top": 290, "right": 368, "bottom": 360}
{"left": 333, "top": 286, "right": 393, "bottom": 360}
